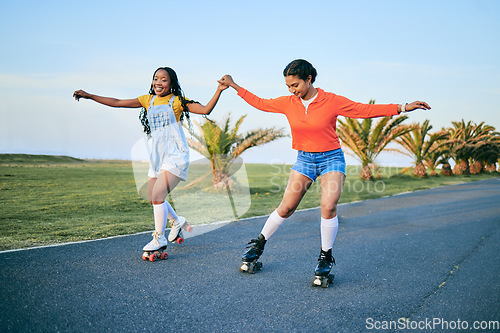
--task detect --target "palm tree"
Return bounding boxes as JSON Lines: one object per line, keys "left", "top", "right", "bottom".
{"left": 337, "top": 100, "right": 413, "bottom": 180}
{"left": 395, "top": 120, "right": 449, "bottom": 177}
{"left": 423, "top": 131, "right": 451, "bottom": 176}
{"left": 447, "top": 120, "right": 500, "bottom": 175}
{"left": 185, "top": 113, "right": 286, "bottom": 186}
{"left": 447, "top": 120, "right": 476, "bottom": 175}
{"left": 469, "top": 123, "right": 500, "bottom": 174}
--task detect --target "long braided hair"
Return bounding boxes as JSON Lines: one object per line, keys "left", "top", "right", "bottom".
{"left": 139, "top": 67, "right": 198, "bottom": 136}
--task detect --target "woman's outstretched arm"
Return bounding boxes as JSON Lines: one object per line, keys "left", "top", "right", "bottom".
{"left": 73, "top": 90, "right": 142, "bottom": 108}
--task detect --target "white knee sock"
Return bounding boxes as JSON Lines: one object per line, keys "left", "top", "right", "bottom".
{"left": 165, "top": 201, "right": 178, "bottom": 221}
{"left": 260, "top": 210, "right": 287, "bottom": 240}
{"left": 153, "top": 203, "right": 168, "bottom": 235}
{"left": 321, "top": 216, "right": 339, "bottom": 251}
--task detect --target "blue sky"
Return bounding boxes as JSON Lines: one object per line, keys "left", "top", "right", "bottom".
{"left": 1, "top": 0, "right": 499, "bottom": 165}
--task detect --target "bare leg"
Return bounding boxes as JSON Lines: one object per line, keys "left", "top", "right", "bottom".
{"left": 258, "top": 170, "right": 313, "bottom": 240}
{"left": 149, "top": 170, "right": 182, "bottom": 205}
{"left": 147, "top": 170, "right": 182, "bottom": 238}
{"left": 276, "top": 170, "right": 314, "bottom": 218}
{"left": 320, "top": 171, "right": 345, "bottom": 219}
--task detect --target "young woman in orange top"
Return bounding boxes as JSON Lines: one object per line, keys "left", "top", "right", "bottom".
{"left": 219, "top": 59, "right": 430, "bottom": 284}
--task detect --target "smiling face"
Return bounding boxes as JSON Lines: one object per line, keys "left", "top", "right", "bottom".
{"left": 152, "top": 69, "right": 172, "bottom": 97}
{"left": 285, "top": 74, "right": 313, "bottom": 99}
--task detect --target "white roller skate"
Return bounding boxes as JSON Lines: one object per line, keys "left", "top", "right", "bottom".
{"left": 142, "top": 231, "right": 168, "bottom": 262}
{"left": 168, "top": 216, "right": 193, "bottom": 244}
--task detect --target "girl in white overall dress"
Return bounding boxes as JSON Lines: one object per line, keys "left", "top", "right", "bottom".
{"left": 146, "top": 95, "right": 189, "bottom": 186}
{"left": 145, "top": 94, "right": 190, "bottom": 246}
{"left": 73, "top": 67, "right": 228, "bottom": 254}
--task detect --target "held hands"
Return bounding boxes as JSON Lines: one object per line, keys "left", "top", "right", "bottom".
{"left": 402, "top": 101, "right": 431, "bottom": 113}
{"left": 217, "top": 80, "right": 229, "bottom": 92}
{"left": 218, "top": 75, "right": 240, "bottom": 91}
{"left": 73, "top": 90, "right": 90, "bottom": 101}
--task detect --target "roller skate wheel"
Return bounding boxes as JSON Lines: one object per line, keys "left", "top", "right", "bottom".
{"left": 160, "top": 252, "right": 168, "bottom": 260}
{"left": 312, "top": 277, "right": 322, "bottom": 286}
{"left": 185, "top": 225, "right": 193, "bottom": 232}
{"left": 176, "top": 237, "right": 184, "bottom": 244}
{"left": 142, "top": 254, "right": 148, "bottom": 261}
{"left": 239, "top": 263, "right": 248, "bottom": 272}
{"left": 149, "top": 253, "right": 157, "bottom": 262}
{"left": 321, "top": 278, "right": 329, "bottom": 288}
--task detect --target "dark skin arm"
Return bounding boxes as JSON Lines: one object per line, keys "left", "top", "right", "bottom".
{"left": 73, "top": 82, "right": 228, "bottom": 115}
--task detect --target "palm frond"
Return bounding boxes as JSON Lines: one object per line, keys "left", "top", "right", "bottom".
{"left": 186, "top": 112, "right": 287, "bottom": 185}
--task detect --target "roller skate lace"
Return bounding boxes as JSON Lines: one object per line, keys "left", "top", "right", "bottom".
{"left": 246, "top": 235, "right": 265, "bottom": 251}
{"left": 143, "top": 231, "right": 166, "bottom": 251}
{"left": 318, "top": 249, "right": 335, "bottom": 264}
{"left": 151, "top": 231, "right": 160, "bottom": 245}
{"left": 246, "top": 238, "right": 259, "bottom": 248}
{"left": 242, "top": 234, "right": 266, "bottom": 261}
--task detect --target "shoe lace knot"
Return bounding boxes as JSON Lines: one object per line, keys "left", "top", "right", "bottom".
{"left": 151, "top": 231, "right": 161, "bottom": 245}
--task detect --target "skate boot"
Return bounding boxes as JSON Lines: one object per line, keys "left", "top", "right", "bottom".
{"left": 168, "top": 216, "right": 193, "bottom": 244}
{"left": 239, "top": 234, "right": 266, "bottom": 274}
{"left": 142, "top": 231, "right": 168, "bottom": 262}
{"left": 311, "top": 249, "right": 335, "bottom": 288}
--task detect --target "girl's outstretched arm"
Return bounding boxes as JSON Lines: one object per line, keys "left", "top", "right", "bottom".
{"left": 73, "top": 90, "right": 142, "bottom": 108}
{"left": 187, "top": 82, "right": 228, "bottom": 115}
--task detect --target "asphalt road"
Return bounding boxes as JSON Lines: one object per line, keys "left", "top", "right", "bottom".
{"left": 1, "top": 179, "right": 499, "bottom": 332}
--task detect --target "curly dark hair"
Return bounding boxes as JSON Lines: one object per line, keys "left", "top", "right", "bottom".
{"left": 139, "top": 67, "right": 199, "bottom": 136}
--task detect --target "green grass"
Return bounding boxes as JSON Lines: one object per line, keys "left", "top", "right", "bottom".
{"left": 1, "top": 154, "right": 498, "bottom": 250}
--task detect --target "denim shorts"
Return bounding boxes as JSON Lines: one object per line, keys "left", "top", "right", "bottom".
{"left": 291, "top": 149, "right": 346, "bottom": 181}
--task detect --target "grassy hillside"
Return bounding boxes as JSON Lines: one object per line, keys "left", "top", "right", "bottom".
{"left": 0, "top": 154, "right": 85, "bottom": 165}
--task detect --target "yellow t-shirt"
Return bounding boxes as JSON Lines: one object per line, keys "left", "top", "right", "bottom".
{"left": 137, "top": 94, "right": 189, "bottom": 122}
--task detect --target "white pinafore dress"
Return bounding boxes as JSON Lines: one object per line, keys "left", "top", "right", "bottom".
{"left": 145, "top": 95, "right": 189, "bottom": 180}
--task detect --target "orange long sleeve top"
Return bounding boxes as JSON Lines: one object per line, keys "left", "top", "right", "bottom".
{"left": 237, "top": 87, "right": 399, "bottom": 152}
